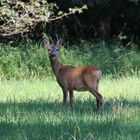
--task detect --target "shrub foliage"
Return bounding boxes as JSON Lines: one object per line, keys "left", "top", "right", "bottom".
{"left": 0, "top": 41, "right": 140, "bottom": 79}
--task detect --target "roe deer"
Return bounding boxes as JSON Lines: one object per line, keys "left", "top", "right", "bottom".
{"left": 44, "top": 39, "right": 104, "bottom": 112}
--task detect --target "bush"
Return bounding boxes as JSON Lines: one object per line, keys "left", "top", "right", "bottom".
{"left": 0, "top": 40, "right": 140, "bottom": 79}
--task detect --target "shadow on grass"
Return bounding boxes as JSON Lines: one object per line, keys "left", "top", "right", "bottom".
{"left": 0, "top": 98, "right": 139, "bottom": 139}
{"left": 0, "top": 111, "right": 139, "bottom": 140}
{"left": 0, "top": 98, "right": 139, "bottom": 115}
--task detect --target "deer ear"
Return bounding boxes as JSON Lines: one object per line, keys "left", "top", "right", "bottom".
{"left": 56, "top": 39, "right": 63, "bottom": 47}
{"left": 44, "top": 39, "right": 51, "bottom": 49}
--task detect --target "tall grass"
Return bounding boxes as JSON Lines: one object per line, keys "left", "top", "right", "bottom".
{"left": 0, "top": 75, "right": 140, "bottom": 140}
{"left": 0, "top": 41, "right": 140, "bottom": 79}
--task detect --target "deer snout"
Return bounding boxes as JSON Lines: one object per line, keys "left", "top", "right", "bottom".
{"left": 51, "top": 54, "right": 56, "bottom": 57}
{"left": 50, "top": 49, "right": 57, "bottom": 57}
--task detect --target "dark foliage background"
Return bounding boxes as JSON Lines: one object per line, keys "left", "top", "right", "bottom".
{"left": 0, "top": 0, "right": 140, "bottom": 46}
{"left": 54, "top": 0, "right": 140, "bottom": 45}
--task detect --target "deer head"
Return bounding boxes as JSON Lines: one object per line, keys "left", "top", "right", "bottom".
{"left": 44, "top": 39, "right": 62, "bottom": 58}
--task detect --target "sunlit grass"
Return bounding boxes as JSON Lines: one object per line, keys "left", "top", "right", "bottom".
{"left": 0, "top": 75, "right": 140, "bottom": 140}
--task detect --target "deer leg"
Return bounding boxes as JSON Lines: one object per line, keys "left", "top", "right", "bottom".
{"left": 69, "top": 90, "right": 74, "bottom": 112}
{"left": 96, "top": 80, "right": 104, "bottom": 111}
{"left": 96, "top": 93, "right": 104, "bottom": 112}
{"left": 83, "top": 73, "right": 104, "bottom": 111}
{"left": 96, "top": 98, "right": 100, "bottom": 110}
{"left": 96, "top": 80, "right": 100, "bottom": 110}
{"left": 85, "top": 80, "right": 104, "bottom": 111}
{"left": 89, "top": 88, "right": 104, "bottom": 111}
{"left": 62, "top": 88, "right": 68, "bottom": 109}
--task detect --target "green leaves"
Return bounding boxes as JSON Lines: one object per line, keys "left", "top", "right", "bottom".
{"left": 0, "top": 1, "right": 87, "bottom": 37}
{"left": 0, "top": 1, "right": 56, "bottom": 36}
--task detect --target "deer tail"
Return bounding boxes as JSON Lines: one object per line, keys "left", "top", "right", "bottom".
{"left": 95, "top": 69, "right": 102, "bottom": 79}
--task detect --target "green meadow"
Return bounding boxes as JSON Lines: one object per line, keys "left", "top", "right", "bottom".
{"left": 0, "top": 41, "right": 140, "bottom": 139}
{"left": 0, "top": 75, "right": 140, "bottom": 140}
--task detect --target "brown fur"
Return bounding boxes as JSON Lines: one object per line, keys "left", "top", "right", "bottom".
{"left": 44, "top": 41, "right": 104, "bottom": 112}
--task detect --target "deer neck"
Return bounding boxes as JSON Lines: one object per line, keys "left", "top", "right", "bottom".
{"left": 49, "top": 56, "right": 61, "bottom": 77}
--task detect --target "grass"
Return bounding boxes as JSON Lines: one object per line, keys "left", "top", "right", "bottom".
{"left": 0, "top": 75, "right": 140, "bottom": 140}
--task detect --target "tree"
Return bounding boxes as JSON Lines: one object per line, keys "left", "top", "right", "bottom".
{"left": 0, "top": 0, "right": 87, "bottom": 37}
